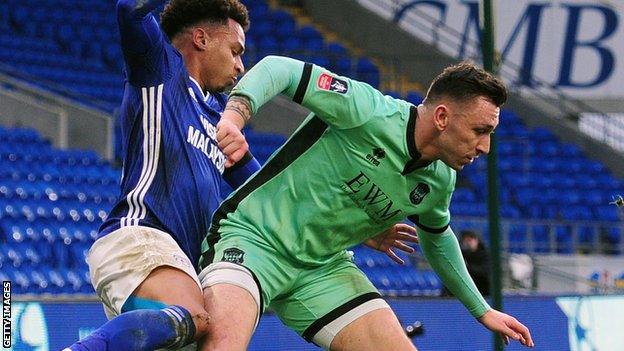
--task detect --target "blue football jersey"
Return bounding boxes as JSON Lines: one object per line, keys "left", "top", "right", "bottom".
{"left": 100, "top": 1, "right": 256, "bottom": 265}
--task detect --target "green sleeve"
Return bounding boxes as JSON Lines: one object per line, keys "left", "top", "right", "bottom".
{"left": 230, "top": 55, "right": 302, "bottom": 114}
{"left": 412, "top": 167, "right": 455, "bottom": 230}
{"left": 418, "top": 227, "right": 491, "bottom": 318}
{"left": 230, "top": 55, "right": 396, "bottom": 129}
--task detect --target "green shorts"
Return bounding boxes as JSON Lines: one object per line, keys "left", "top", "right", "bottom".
{"left": 204, "top": 230, "right": 387, "bottom": 347}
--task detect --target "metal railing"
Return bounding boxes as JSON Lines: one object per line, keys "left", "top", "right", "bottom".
{"left": 452, "top": 216, "right": 624, "bottom": 255}
{"left": 0, "top": 62, "right": 116, "bottom": 113}
{"left": 0, "top": 67, "right": 115, "bottom": 160}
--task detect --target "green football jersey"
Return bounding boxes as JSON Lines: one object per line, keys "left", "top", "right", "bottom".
{"left": 203, "top": 56, "right": 456, "bottom": 266}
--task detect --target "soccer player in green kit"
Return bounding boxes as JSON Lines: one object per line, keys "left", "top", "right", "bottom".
{"left": 198, "top": 56, "right": 535, "bottom": 350}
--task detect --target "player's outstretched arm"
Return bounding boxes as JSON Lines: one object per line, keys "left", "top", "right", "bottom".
{"left": 117, "top": 0, "right": 164, "bottom": 54}
{"left": 478, "top": 309, "right": 534, "bottom": 347}
{"left": 418, "top": 226, "right": 490, "bottom": 317}
{"left": 117, "top": 0, "right": 164, "bottom": 19}
{"left": 218, "top": 55, "right": 390, "bottom": 163}
{"left": 227, "top": 55, "right": 386, "bottom": 127}
{"left": 418, "top": 227, "right": 534, "bottom": 348}
{"left": 116, "top": 0, "right": 172, "bottom": 88}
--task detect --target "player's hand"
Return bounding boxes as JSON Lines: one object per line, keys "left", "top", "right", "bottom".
{"left": 363, "top": 223, "right": 418, "bottom": 265}
{"left": 216, "top": 115, "right": 248, "bottom": 168}
{"left": 478, "top": 309, "right": 534, "bottom": 347}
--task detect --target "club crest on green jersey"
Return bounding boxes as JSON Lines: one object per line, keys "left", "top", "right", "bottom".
{"left": 222, "top": 247, "right": 245, "bottom": 264}
{"left": 317, "top": 73, "right": 349, "bottom": 94}
{"left": 410, "top": 183, "right": 430, "bottom": 205}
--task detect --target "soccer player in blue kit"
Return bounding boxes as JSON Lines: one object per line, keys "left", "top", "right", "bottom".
{"left": 66, "top": 0, "right": 260, "bottom": 349}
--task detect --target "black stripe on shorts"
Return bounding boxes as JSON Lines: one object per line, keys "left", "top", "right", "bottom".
{"left": 302, "top": 292, "right": 383, "bottom": 343}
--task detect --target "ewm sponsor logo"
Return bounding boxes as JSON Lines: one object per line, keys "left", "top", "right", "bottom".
{"left": 342, "top": 171, "right": 402, "bottom": 222}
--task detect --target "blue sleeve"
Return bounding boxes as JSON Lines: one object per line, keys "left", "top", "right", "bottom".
{"left": 116, "top": 0, "right": 170, "bottom": 86}
{"left": 223, "top": 152, "right": 261, "bottom": 189}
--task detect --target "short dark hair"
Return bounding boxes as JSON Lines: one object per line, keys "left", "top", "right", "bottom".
{"left": 424, "top": 62, "right": 507, "bottom": 107}
{"left": 160, "top": 0, "right": 250, "bottom": 40}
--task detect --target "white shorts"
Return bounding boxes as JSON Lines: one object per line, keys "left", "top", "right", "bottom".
{"left": 87, "top": 226, "right": 202, "bottom": 319}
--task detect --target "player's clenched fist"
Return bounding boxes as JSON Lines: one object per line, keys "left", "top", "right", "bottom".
{"left": 217, "top": 114, "right": 249, "bottom": 168}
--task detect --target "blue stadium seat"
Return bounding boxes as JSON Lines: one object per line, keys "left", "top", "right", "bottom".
{"left": 577, "top": 226, "right": 596, "bottom": 250}
{"left": 281, "top": 37, "right": 303, "bottom": 54}
{"left": 384, "top": 90, "right": 401, "bottom": 99}
{"left": 6, "top": 268, "right": 31, "bottom": 294}
{"left": 500, "top": 204, "right": 522, "bottom": 219}
{"left": 29, "top": 269, "right": 50, "bottom": 293}
{"left": 22, "top": 244, "right": 42, "bottom": 267}
{"left": 537, "top": 142, "right": 559, "bottom": 157}
{"left": 298, "top": 25, "right": 323, "bottom": 41}
{"left": 605, "top": 227, "right": 622, "bottom": 254}
{"left": 561, "top": 143, "right": 583, "bottom": 157}
{"left": 63, "top": 269, "right": 85, "bottom": 293}
{"left": 531, "top": 127, "right": 557, "bottom": 142}
{"left": 258, "top": 37, "right": 279, "bottom": 55}
{"left": 80, "top": 268, "right": 95, "bottom": 294}
{"left": 326, "top": 42, "right": 348, "bottom": 56}
{"left": 406, "top": 92, "right": 423, "bottom": 105}
{"left": 46, "top": 268, "right": 68, "bottom": 294}
{"left": 508, "top": 224, "right": 527, "bottom": 253}
{"left": 594, "top": 205, "right": 619, "bottom": 221}
{"left": 307, "top": 56, "right": 330, "bottom": 68}
{"left": 355, "top": 58, "right": 380, "bottom": 87}
{"left": 555, "top": 225, "right": 573, "bottom": 254}
{"left": 422, "top": 271, "right": 443, "bottom": 296}
{"left": 69, "top": 242, "right": 90, "bottom": 268}
{"left": 531, "top": 225, "right": 551, "bottom": 253}
{"left": 247, "top": 2, "right": 269, "bottom": 20}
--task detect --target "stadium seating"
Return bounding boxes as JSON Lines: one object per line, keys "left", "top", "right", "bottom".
{"left": 0, "top": 0, "right": 384, "bottom": 110}
{"left": 459, "top": 109, "right": 623, "bottom": 253}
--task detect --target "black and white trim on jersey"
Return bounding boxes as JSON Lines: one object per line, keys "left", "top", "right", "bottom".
{"left": 121, "top": 84, "right": 163, "bottom": 227}
{"left": 408, "top": 214, "right": 449, "bottom": 233}
{"left": 189, "top": 76, "right": 211, "bottom": 102}
{"left": 293, "top": 62, "right": 313, "bottom": 104}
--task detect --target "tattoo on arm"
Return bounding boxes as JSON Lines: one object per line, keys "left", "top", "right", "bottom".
{"left": 225, "top": 95, "right": 253, "bottom": 123}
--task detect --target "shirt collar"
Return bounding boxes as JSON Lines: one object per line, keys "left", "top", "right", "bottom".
{"left": 189, "top": 76, "right": 210, "bottom": 102}
{"left": 402, "top": 105, "right": 432, "bottom": 175}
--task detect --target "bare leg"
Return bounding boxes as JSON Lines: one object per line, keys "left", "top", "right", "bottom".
{"left": 330, "top": 308, "right": 417, "bottom": 351}
{"left": 198, "top": 283, "right": 258, "bottom": 351}
{"left": 132, "top": 266, "right": 211, "bottom": 338}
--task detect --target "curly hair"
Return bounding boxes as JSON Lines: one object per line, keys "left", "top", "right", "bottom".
{"left": 424, "top": 62, "right": 508, "bottom": 107}
{"left": 160, "top": 0, "right": 249, "bottom": 40}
